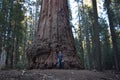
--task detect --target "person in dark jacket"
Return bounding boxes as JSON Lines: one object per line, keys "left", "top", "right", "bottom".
{"left": 57, "top": 51, "right": 63, "bottom": 69}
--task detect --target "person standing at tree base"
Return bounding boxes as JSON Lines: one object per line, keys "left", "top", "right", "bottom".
{"left": 57, "top": 51, "right": 64, "bottom": 69}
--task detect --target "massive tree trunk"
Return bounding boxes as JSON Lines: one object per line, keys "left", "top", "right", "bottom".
{"left": 27, "top": 0, "right": 83, "bottom": 69}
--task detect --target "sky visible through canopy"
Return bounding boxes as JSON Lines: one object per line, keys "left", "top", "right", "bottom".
{"left": 31, "top": 0, "right": 107, "bottom": 26}
{"left": 69, "top": 0, "right": 107, "bottom": 25}
{"left": 30, "top": 0, "right": 108, "bottom": 36}
{"left": 69, "top": 0, "right": 109, "bottom": 37}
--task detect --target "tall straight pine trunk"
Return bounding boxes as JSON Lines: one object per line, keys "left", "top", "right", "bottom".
{"left": 27, "top": 0, "right": 83, "bottom": 69}
{"left": 92, "top": 0, "right": 102, "bottom": 71}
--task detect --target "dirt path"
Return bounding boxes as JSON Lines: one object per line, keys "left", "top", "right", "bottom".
{"left": 0, "top": 70, "right": 119, "bottom": 80}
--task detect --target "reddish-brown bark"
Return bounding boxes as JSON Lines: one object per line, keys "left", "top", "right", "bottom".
{"left": 27, "top": 0, "right": 83, "bottom": 69}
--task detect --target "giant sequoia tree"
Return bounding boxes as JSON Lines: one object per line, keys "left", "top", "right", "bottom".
{"left": 27, "top": 0, "right": 83, "bottom": 69}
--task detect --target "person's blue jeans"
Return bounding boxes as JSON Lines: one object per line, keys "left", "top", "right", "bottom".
{"left": 58, "top": 59, "right": 63, "bottom": 69}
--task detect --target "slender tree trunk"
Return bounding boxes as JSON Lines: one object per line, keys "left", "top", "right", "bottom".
{"left": 0, "top": 47, "right": 7, "bottom": 69}
{"left": 77, "top": 2, "right": 84, "bottom": 67}
{"left": 92, "top": 0, "right": 102, "bottom": 71}
{"left": 14, "top": 37, "right": 19, "bottom": 66}
{"left": 27, "top": 0, "right": 83, "bottom": 69}
{"left": 105, "top": 0, "right": 119, "bottom": 70}
{"left": 81, "top": 0, "right": 91, "bottom": 69}
{"left": 6, "top": 24, "right": 11, "bottom": 67}
{"left": 90, "top": 21, "right": 96, "bottom": 69}
{"left": 84, "top": 16, "right": 91, "bottom": 69}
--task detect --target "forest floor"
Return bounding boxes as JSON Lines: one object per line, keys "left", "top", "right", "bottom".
{"left": 0, "top": 69, "right": 120, "bottom": 80}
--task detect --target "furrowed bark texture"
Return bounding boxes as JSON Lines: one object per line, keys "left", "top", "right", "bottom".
{"left": 27, "top": 0, "right": 83, "bottom": 69}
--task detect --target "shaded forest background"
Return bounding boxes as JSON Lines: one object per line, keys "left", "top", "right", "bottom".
{"left": 0, "top": 0, "right": 120, "bottom": 71}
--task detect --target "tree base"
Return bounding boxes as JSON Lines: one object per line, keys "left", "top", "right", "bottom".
{"left": 27, "top": 41, "right": 83, "bottom": 69}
